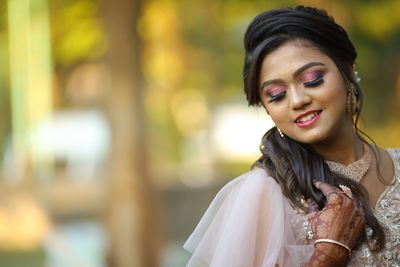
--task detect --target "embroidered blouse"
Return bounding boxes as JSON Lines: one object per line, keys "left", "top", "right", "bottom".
{"left": 184, "top": 148, "right": 400, "bottom": 266}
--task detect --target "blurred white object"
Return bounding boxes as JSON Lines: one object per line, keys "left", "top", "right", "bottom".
{"left": 2, "top": 109, "right": 110, "bottom": 182}
{"left": 32, "top": 109, "right": 110, "bottom": 180}
{"left": 179, "top": 103, "right": 274, "bottom": 187}
{"left": 210, "top": 103, "right": 275, "bottom": 162}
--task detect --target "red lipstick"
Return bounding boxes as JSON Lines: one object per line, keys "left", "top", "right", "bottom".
{"left": 294, "top": 110, "right": 322, "bottom": 128}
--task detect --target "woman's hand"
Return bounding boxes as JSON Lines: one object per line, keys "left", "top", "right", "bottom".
{"left": 305, "top": 181, "right": 365, "bottom": 267}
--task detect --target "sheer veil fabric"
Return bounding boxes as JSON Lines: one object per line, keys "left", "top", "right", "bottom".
{"left": 184, "top": 149, "right": 400, "bottom": 266}
{"left": 183, "top": 168, "right": 314, "bottom": 267}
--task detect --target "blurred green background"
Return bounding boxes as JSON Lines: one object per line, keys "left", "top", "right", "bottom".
{"left": 0, "top": 0, "right": 399, "bottom": 266}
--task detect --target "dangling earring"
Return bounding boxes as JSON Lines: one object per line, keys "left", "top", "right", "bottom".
{"left": 347, "top": 83, "right": 357, "bottom": 115}
{"left": 354, "top": 69, "right": 361, "bottom": 83}
{"left": 277, "top": 127, "right": 284, "bottom": 138}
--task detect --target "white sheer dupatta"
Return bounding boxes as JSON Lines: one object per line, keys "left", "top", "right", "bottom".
{"left": 184, "top": 168, "right": 313, "bottom": 267}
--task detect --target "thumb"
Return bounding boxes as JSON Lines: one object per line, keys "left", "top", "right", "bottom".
{"left": 314, "top": 181, "right": 340, "bottom": 197}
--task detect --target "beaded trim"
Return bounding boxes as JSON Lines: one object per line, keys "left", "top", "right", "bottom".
{"left": 325, "top": 143, "right": 372, "bottom": 182}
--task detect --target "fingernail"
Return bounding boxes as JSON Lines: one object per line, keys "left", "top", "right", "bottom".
{"left": 312, "top": 202, "right": 318, "bottom": 209}
{"left": 308, "top": 201, "right": 318, "bottom": 212}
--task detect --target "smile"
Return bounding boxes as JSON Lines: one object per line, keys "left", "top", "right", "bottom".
{"left": 295, "top": 110, "right": 322, "bottom": 128}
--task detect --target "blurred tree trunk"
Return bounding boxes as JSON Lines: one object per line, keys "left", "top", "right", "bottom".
{"left": 99, "top": 0, "right": 163, "bottom": 267}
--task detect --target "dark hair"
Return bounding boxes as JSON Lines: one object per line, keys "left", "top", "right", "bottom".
{"left": 244, "top": 6, "right": 384, "bottom": 250}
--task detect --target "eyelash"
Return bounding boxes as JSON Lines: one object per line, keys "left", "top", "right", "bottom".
{"left": 268, "top": 91, "right": 286, "bottom": 103}
{"left": 304, "top": 74, "right": 324, "bottom": 87}
{"left": 267, "top": 74, "right": 324, "bottom": 103}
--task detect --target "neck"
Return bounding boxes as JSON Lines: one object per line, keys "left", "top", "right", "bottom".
{"left": 311, "top": 132, "right": 364, "bottom": 166}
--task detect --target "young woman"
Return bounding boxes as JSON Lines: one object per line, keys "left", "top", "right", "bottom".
{"left": 184, "top": 6, "right": 399, "bottom": 267}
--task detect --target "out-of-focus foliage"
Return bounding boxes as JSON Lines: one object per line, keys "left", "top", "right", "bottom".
{"left": 0, "top": 1, "right": 10, "bottom": 164}
{"left": 1, "top": 0, "right": 399, "bottom": 181}
{"left": 0, "top": 0, "right": 399, "bottom": 266}
{"left": 49, "top": 0, "right": 107, "bottom": 66}
{"left": 138, "top": 0, "right": 400, "bottom": 179}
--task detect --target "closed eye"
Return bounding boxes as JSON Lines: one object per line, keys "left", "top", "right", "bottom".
{"left": 268, "top": 91, "right": 286, "bottom": 103}
{"left": 304, "top": 75, "right": 324, "bottom": 87}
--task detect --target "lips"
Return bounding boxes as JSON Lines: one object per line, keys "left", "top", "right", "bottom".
{"left": 295, "top": 110, "right": 322, "bottom": 127}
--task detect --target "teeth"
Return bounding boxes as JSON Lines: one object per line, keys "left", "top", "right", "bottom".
{"left": 297, "top": 112, "right": 318, "bottom": 123}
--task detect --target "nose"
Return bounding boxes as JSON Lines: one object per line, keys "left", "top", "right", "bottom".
{"left": 289, "top": 87, "right": 311, "bottom": 110}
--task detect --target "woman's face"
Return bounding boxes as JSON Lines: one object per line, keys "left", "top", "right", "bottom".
{"left": 258, "top": 40, "right": 353, "bottom": 145}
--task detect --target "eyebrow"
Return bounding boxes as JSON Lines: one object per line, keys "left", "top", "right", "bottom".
{"left": 260, "top": 62, "right": 326, "bottom": 90}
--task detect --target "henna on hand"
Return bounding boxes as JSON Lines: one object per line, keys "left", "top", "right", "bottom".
{"left": 305, "top": 244, "right": 348, "bottom": 267}
{"left": 305, "top": 181, "right": 365, "bottom": 266}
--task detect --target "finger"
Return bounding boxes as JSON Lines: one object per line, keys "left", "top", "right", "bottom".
{"left": 308, "top": 200, "right": 319, "bottom": 212}
{"left": 314, "top": 181, "right": 341, "bottom": 197}
{"left": 325, "top": 191, "right": 342, "bottom": 204}
{"left": 307, "top": 210, "right": 317, "bottom": 221}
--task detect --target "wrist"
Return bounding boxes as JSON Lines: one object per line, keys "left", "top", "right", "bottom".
{"left": 315, "top": 243, "right": 349, "bottom": 265}
{"left": 314, "top": 239, "right": 351, "bottom": 258}
{"left": 305, "top": 243, "right": 349, "bottom": 267}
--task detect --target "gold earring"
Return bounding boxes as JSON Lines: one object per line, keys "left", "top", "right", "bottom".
{"left": 346, "top": 91, "right": 352, "bottom": 114}
{"left": 347, "top": 83, "right": 357, "bottom": 115}
{"left": 260, "top": 144, "right": 265, "bottom": 152}
{"left": 277, "top": 127, "right": 284, "bottom": 138}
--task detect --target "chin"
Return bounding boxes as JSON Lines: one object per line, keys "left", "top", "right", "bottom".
{"left": 290, "top": 131, "right": 328, "bottom": 145}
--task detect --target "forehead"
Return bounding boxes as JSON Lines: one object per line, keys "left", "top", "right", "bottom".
{"left": 259, "top": 41, "right": 334, "bottom": 79}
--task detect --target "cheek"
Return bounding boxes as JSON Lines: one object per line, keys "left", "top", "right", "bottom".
{"left": 325, "top": 83, "right": 347, "bottom": 107}
{"left": 265, "top": 106, "right": 288, "bottom": 125}
{"left": 317, "top": 73, "right": 347, "bottom": 106}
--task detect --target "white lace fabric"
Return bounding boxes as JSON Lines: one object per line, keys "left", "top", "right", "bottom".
{"left": 184, "top": 148, "right": 400, "bottom": 267}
